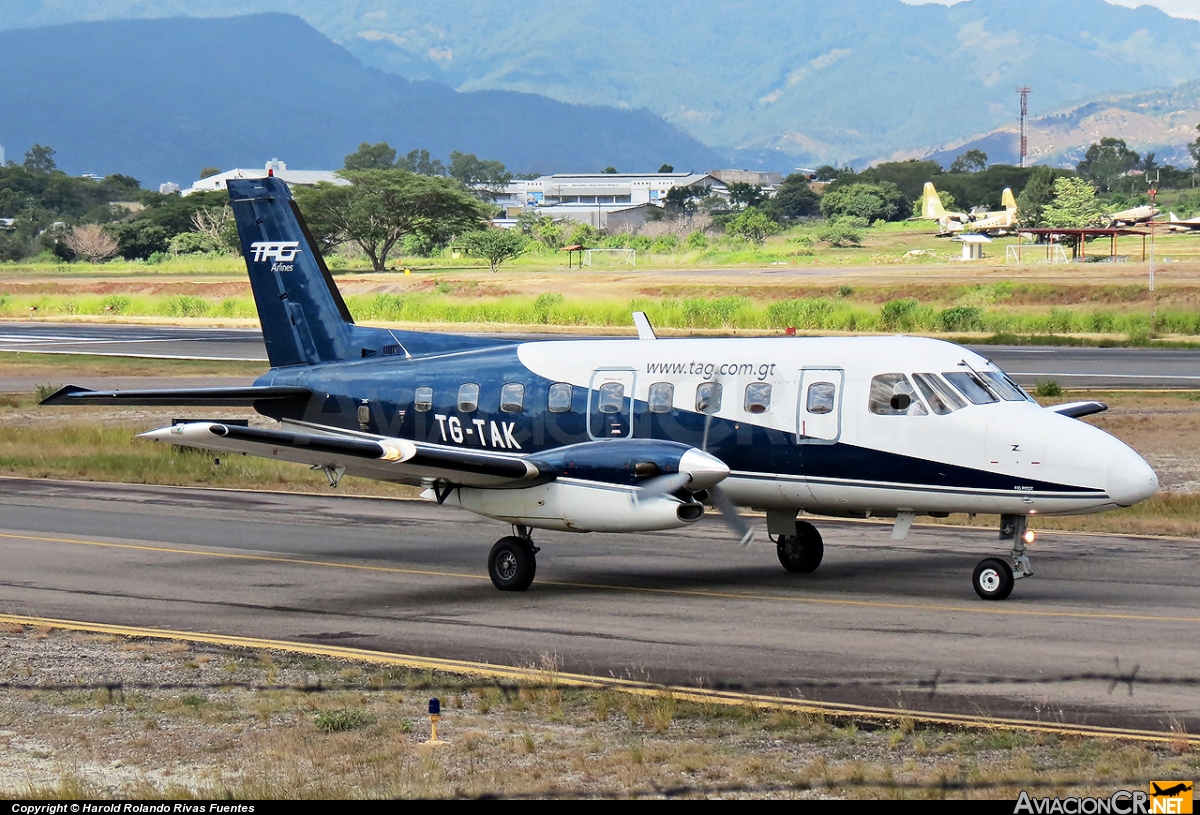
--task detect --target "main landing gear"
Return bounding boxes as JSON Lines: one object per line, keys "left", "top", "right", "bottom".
{"left": 972, "top": 513, "right": 1034, "bottom": 601}
{"left": 488, "top": 525, "right": 539, "bottom": 591}
{"left": 767, "top": 510, "right": 825, "bottom": 574}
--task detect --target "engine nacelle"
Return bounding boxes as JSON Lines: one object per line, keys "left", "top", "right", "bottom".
{"left": 429, "top": 480, "right": 706, "bottom": 533}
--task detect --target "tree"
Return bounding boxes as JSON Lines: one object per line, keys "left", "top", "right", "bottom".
{"left": 109, "top": 220, "right": 170, "bottom": 259}
{"left": 1043, "top": 177, "right": 1105, "bottom": 229}
{"left": 658, "top": 164, "right": 674, "bottom": 173}
{"left": 344, "top": 142, "right": 398, "bottom": 171}
{"left": 23, "top": 144, "right": 56, "bottom": 174}
{"left": 762, "top": 173, "right": 820, "bottom": 220}
{"left": 198, "top": 167, "right": 222, "bottom": 180}
{"left": 294, "top": 170, "right": 491, "bottom": 272}
{"left": 397, "top": 149, "right": 446, "bottom": 177}
{"left": 448, "top": 151, "right": 512, "bottom": 200}
{"left": 603, "top": 166, "right": 618, "bottom": 174}
{"left": 819, "top": 182, "right": 907, "bottom": 222}
{"left": 63, "top": 224, "right": 118, "bottom": 263}
{"left": 190, "top": 203, "right": 238, "bottom": 251}
{"left": 727, "top": 182, "right": 765, "bottom": 209}
{"left": 1015, "top": 165, "right": 1057, "bottom": 228}
{"left": 663, "top": 184, "right": 708, "bottom": 215}
{"left": 1076, "top": 137, "right": 1140, "bottom": 192}
{"left": 724, "top": 207, "right": 781, "bottom": 244}
{"left": 950, "top": 149, "right": 988, "bottom": 174}
{"left": 1190, "top": 125, "right": 1200, "bottom": 173}
{"left": 460, "top": 227, "right": 528, "bottom": 272}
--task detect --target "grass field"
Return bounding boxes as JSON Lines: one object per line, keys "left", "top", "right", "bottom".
{"left": 2, "top": 625, "right": 1196, "bottom": 799}
{"left": 4, "top": 221, "right": 1200, "bottom": 342}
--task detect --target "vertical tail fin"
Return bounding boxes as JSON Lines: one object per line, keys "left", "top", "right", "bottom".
{"left": 228, "top": 176, "right": 356, "bottom": 368}
{"left": 1002, "top": 187, "right": 1017, "bottom": 212}
{"left": 921, "top": 182, "right": 947, "bottom": 219}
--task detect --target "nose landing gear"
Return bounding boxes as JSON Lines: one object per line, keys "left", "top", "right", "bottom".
{"left": 973, "top": 514, "right": 1034, "bottom": 600}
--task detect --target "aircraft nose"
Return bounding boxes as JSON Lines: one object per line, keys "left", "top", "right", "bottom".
{"left": 1106, "top": 446, "right": 1159, "bottom": 507}
{"left": 679, "top": 448, "right": 730, "bottom": 490}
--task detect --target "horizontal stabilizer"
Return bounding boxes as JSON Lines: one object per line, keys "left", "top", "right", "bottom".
{"left": 1048, "top": 401, "right": 1108, "bottom": 419}
{"left": 40, "top": 384, "right": 312, "bottom": 406}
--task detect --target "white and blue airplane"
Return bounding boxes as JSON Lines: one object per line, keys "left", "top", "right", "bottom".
{"left": 43, "top": 176, "right": 1159, "bottom": 600}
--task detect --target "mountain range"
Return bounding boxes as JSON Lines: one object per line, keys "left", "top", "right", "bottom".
{"left": 0, "top": 14, "right": 723, "bottom": 185}
{"left": 2, "top": 0, "right": 1199, "bottom": 168}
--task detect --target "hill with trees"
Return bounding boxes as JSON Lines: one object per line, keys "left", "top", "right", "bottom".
{"left": 4, "top": 0, "right": 1200, "bottom": 167}
{"left": 0, "top": 14, "right": 722, "bottom": 186}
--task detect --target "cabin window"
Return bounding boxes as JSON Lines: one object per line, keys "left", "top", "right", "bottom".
{"left": 695, "top": 382, "right": 723, "bottom": 414}
{"left": 744, "top": 382, "right": 772, "bottom": 414}
{"left": 500, "top": 382, "right": 525, "bottom": 413}
{"left": 457, "top": 382, "right": 480, "bottom": 412}
{"left": 912, "top": 373, "right": 965, "bottom": 415}
{"left": 806, "top": 382, "right": 836, "bottom": 415}
{"left": 414, "top": 387, "right": 433, "bottom": 412}
{"left": 868, "top": 373, "right": 927, "bottom": 416}
{"left": 648, "top": 382, "right": 674, "bottom": 413}
{"left": 979, "top": 371, "right": 1031, "bottom": 402}
{"left": 598, "top": 382, "right": 625, "bottom": 413}
{"left": 547, "top": 382, "right": 573, "bottom": 413}
{"left": 943, "top": 372, "right": 998, "bottom": 405}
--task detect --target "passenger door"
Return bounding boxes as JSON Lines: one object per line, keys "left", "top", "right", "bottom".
{"left": 796, "top": 368, "right": 844, "bottom": 443}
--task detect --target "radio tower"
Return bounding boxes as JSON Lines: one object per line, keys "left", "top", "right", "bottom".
{"left": 1017, "top": 86, "right": 1031, "bottom": 167}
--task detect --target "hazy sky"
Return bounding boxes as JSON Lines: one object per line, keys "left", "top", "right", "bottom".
{"left": 901, "top": 0, "right": 1200, "bottom": 19}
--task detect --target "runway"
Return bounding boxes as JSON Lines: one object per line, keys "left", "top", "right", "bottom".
{"left": 3, "top": 322, "right": 1200, "bottom": 389}
{"left": 2, "top": 477, "right": 1197, "bottom": 735}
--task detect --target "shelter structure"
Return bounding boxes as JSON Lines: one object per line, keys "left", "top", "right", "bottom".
{"left": 1014, "top": 228, "right": 1149, "bottom": 262}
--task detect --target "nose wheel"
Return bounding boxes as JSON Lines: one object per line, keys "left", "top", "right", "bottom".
{"left": 973, "top": 514, "right": 1034, "bottom": 601}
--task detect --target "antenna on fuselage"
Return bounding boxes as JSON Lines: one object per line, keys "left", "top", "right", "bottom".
{"left": 632, "top": 311, "right": 658, "bottom": 340}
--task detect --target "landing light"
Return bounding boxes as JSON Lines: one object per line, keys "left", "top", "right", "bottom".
{"left": 1023, "top": 530, "right": 1036, "bottom": 545}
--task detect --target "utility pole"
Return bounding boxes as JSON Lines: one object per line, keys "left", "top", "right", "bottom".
{"left": 1017, "top": 86, "right": 1031, "bottom": 168}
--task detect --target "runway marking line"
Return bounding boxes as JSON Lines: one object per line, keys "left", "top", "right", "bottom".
{"left": 0, "top": 612, "right": 1193, "bottom": 747}
{"left": 5, "top": 529, "right": 1200, "bottom": 625}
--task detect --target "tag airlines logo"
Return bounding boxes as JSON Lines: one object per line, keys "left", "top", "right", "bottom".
{"left": 249, "top": 241, "right": 302, "bottom": 271}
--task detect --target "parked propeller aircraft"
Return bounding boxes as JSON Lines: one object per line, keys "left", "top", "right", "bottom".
{"left": 917, "top": 182, "right": 1018, "bottom": 237}
{"left": 1166, "top": 212, "right": 1200, "bottom": 232}
{"left": 43, "top": 176, "right": 1159, "bottom": 600}
{"left": 1106, "top": 204, "right": 1159, "bottom": 227}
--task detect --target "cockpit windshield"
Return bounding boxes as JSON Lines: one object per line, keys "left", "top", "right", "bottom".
{"left": 942, "top": 371, "right": 998, "bottom": 405}
{"left": 980, "top": 370, "right": 1035, "bottom": 402}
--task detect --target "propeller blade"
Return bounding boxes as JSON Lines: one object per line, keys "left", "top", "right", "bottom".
{"left": 631, "top": 471, "right": 691, "bottom": 505}
{"left": 709, "top": 485, "right": 754, "bottom": 547}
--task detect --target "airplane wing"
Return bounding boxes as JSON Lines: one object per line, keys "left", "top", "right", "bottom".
{"left": 40, "top": 385, "right": 313, "bottom": 407}
{"left": 1047, "top": 401, "right": 1107, "bottom": 419}
{"left": 141, "top": 422, "right": 552, "bottom": 488}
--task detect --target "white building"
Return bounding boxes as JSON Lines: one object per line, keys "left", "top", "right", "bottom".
{"left": 183, "top": 159, "right": 349, "bottom": 195}
{"left": 491, "top": 172, "right": 726, "bottom": 229}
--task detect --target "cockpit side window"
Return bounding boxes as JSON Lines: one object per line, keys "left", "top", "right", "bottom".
{"left": 912, "top": 373, "right": 966, "bottom": 415}
{"left": 943, "top": 372, "right": 999, "bottom": 405}
{"left": 869, "top": 373, "right": 927, "bottom": 416}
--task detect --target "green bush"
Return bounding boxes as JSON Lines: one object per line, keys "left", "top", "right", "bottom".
{"left": 939, "top": 306, "right": 985, "bottom": 332}
{"left": 164, "top": 295, "right": 210, "bottom": 318}
{"left": 766, "top": 298, "right": 834, "bottom": 329}
{"left": 314, "top": 708, "right": 374, "bottom": 733}
{"left": 879, "top": 298, "right": 922, "bottom": 331}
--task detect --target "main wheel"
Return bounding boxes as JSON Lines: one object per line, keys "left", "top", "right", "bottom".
{"left": 488, "top": 536, "right": 537, "bottom": 591}
{"left": 777, "top": 521, "right": 824, "bottom": 573}
{"left": 972, "top": 557, "right": 1014, "bottom": 601}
